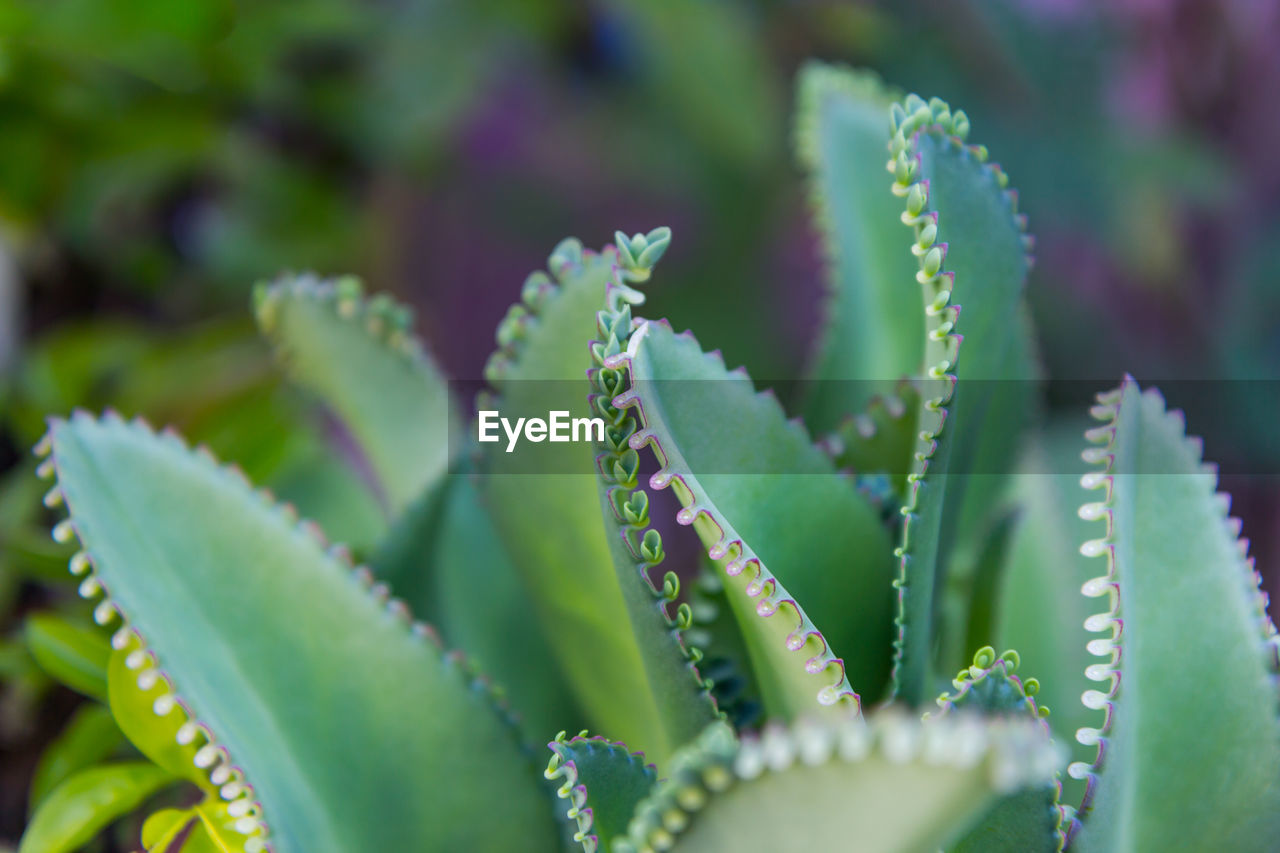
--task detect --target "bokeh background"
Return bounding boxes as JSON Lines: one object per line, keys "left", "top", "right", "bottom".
{"left": 1, "top": 0, "right": 1277, "bottom": 846}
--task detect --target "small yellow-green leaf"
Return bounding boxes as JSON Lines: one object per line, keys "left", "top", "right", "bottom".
{"left": 19, "top": 762, "right": 177, "bottom": 853}
{"left": 108, "top": 643, "right": 206, "bottom": 787}
{"left": 30, "top": 703, "right": 126, "bottom": 811}
{"left": 142, "top": 807, "right": 195, "bottom": 850}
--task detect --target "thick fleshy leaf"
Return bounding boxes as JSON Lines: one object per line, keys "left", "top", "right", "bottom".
{"left": 613, "top": 319, "right": 896, "bottom": 717}
{"left": 795, "top": 62, "right": 923, "bottom": 431}
{"left": 39, "top": 412, "right": 556, "bottom": 853}
{"left": 20, "top": 762, "right": 177, "bottom": 853}
{"left": 587, "top": 253, "right": 721, "bottom": 760}
{"left": 253, "top": 274, "right": 456, "bottom": 518}
{"left": 1070, "top": 380, "right": 1280, "bottom": 850}
{"left": 25, "top": 612, "right": 111, "bottom": 701}
{"left": 431, "top": 468, "right": 582, "bottom": 740}
{"left": 616, "top": 712, "right": 1061, "bottom": 853}
{"left": 545, "top": 731, "right": 658, "bottom": 853}
{"left": 994, "top": 423, "right": 1097, "bottom": 808}
{"left": 887, "top": 95, "right": 1031, "bottom": 705}
{"left": 480, "top": 239, "right": 672, "bottom": 760}
{"left": 29, "top": 703, "right": 126, "bottom": 811}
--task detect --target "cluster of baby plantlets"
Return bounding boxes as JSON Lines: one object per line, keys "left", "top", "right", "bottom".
{"left": 17, "top": 62, "right": 1279, "bottom": 852}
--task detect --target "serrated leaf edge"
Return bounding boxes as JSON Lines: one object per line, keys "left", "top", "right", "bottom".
{"left": 886, "top": 93, "right": 1034, "bottom": 702}
{"left": 544, "top": 730, "right": 658, "bottom": 853}
{"left": 1064, "top": 376, "right": 1280, "bottom": 847}
{"left": 606, "top": 321, "right": 863, "bottom": 715}
{"left": 36, "top": 411, "right": 528, "bottom": 853}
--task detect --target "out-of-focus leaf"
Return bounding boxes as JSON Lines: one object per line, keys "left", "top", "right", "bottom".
{"left": 25, "top": 613, "right": 112, "bottom": 701}
{"left": 19, "top": 762, "right": 177, "bottom": 853}
{"left": 30, "top": 703, "right": 127, "bottom": 812}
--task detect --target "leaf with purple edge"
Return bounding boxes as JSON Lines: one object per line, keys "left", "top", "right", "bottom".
{"left": 480, "top": 237, "right": 683, "bottom": 763}
{"left": 614, "top": 319, "right": 896, "bottom": 719}
{"left": 545, "top": 731, "right": 659, "bottom": 853}
{"left": 887, "top": 93, "right": 1032, "bottom": 706}
{"left": 1070, "top": 379, "right": 1280, "bottom": 851}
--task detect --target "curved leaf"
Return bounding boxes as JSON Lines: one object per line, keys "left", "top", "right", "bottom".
{"left": 479, "top": 238, "right": 671, "bottom": 759}
{"left": 30, "top": 703, "right": 127, "bottom": 811}
{"left": 795, "top": 62, "right": 922, "bottom": 431}
{"left": 25, "top": 612, "right": 111, "bottom": 701}
{"left": 431, "top": 467, "right": 582, "bottom": 741}
{"left": 253, "top": 274, "right": 456, "bottom": 518}
{"left": 545, "top": 731, "right": 658, "bottom": 853}
{"left": 887, "top": 94, "right": 1031, "bottom": 705}
{"left": 616, "top": 712, "right": 1061, "bottom": 853}
{"left": 1070, "top": 380, "right": 1280, "bottom": 850}
{"left": 39, "top": 412, "right": 556, "bottom": 853}
{"left": 20, "top": 762, "right": 177, "bottom": 853}
{"left": 586, "top": 246, "right": 720, "bottom": 760}
{"left": 995, "top": 423, "right": 1097, "bottom": 809}
{"left": 613, "top": 319, "right": 896, "bottom": 717}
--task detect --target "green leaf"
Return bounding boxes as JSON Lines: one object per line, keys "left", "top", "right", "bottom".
{"left": 430, "top": 467, "right": 582, "bottom": 742}
{"left": 588, "top": 270, "right": 721, "bottom": 759}
{"left": 616, "top": 712, "right": 1061, "bottom": 853}
{"left": 141, "top": 807, "right": 194, "bottom": 851}
{"left": 994, "top": 423, "right": 1098, "bottom": 808}
{"left": 1070, "top": 380, "right": 1280, "bottom": 851}
{"left": 949, "top": 788, "right": 1058, "bottom": 853}
{"left": 25, "top": 612, "right": 111, "bottom": 701}
{"left": 40, "top": 412, "right": 557, "bottom": 853}
{"left": 480, "top": 240, "right": 673, "bottom": 761}
{"left": 795, "top": 63, "right": 923, "bottom": 431}
{"left": 545, "top": 731, "right": 658, "bottom": 853}
{"left": 20, "top": 762, "right": 177, "bottom": 853}
{"left": 616, "top": 319, "right": 896, "bottom": 717}
{"left": 253, "top": 274, "right": 456, "bottom": 518}
{"left": 822, "top": 383, "right": 919, "bottom": 497}
{"left": 888, "top": 95, "right": 1031, "bottom": 705}
{"left": 30, "top": 703, "right": 127, "bottom": 811}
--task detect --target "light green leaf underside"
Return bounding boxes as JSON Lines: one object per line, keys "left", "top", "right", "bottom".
{"left": 619, "top": 713, "right": 1059, "bottom": 853}
{"left": 1073, "top": 381, "right": 1280, "bottom": 852}
{"left": 29, "top": 703, "right": 126, "bottom": 812}
{"left": 546, "top": 733, "right": 658, "bottom": 853}
{"left": 619, "top": 320, "right": 895, "bottom": 716}
{"left": 994, "top": 423, "right": 1096, "bottom": 808}
{"left": 20, "top": 762, "right": 177, "bottom": 853}
{"left": 796, "top": 62, "right": 923, "bottom": 431}
{"left": 254, "top": 274, "right": 456, "bottom": 518}
{"left": 25, "top": 612, "right": 111, "bottom": 701}
{"left": 480, "top": 244, "right": 662, "bottom": 758}
{"left": 432, "top": 468, "right": 583, "bottom": 741}
{"left": 46, "top": 413, "right": 555, "bottom": 853}
{"left": 892, "top": 107, "right": 1029, "bottom": 706}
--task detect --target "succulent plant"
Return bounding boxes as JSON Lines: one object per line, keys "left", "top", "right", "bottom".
{"left": 16, "top": 62, "right": 1280, "bottom": 853}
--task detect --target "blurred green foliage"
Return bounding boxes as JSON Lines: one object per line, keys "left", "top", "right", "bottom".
{"left": 1, "top": 0, "right": 1277, "bottom": 844}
